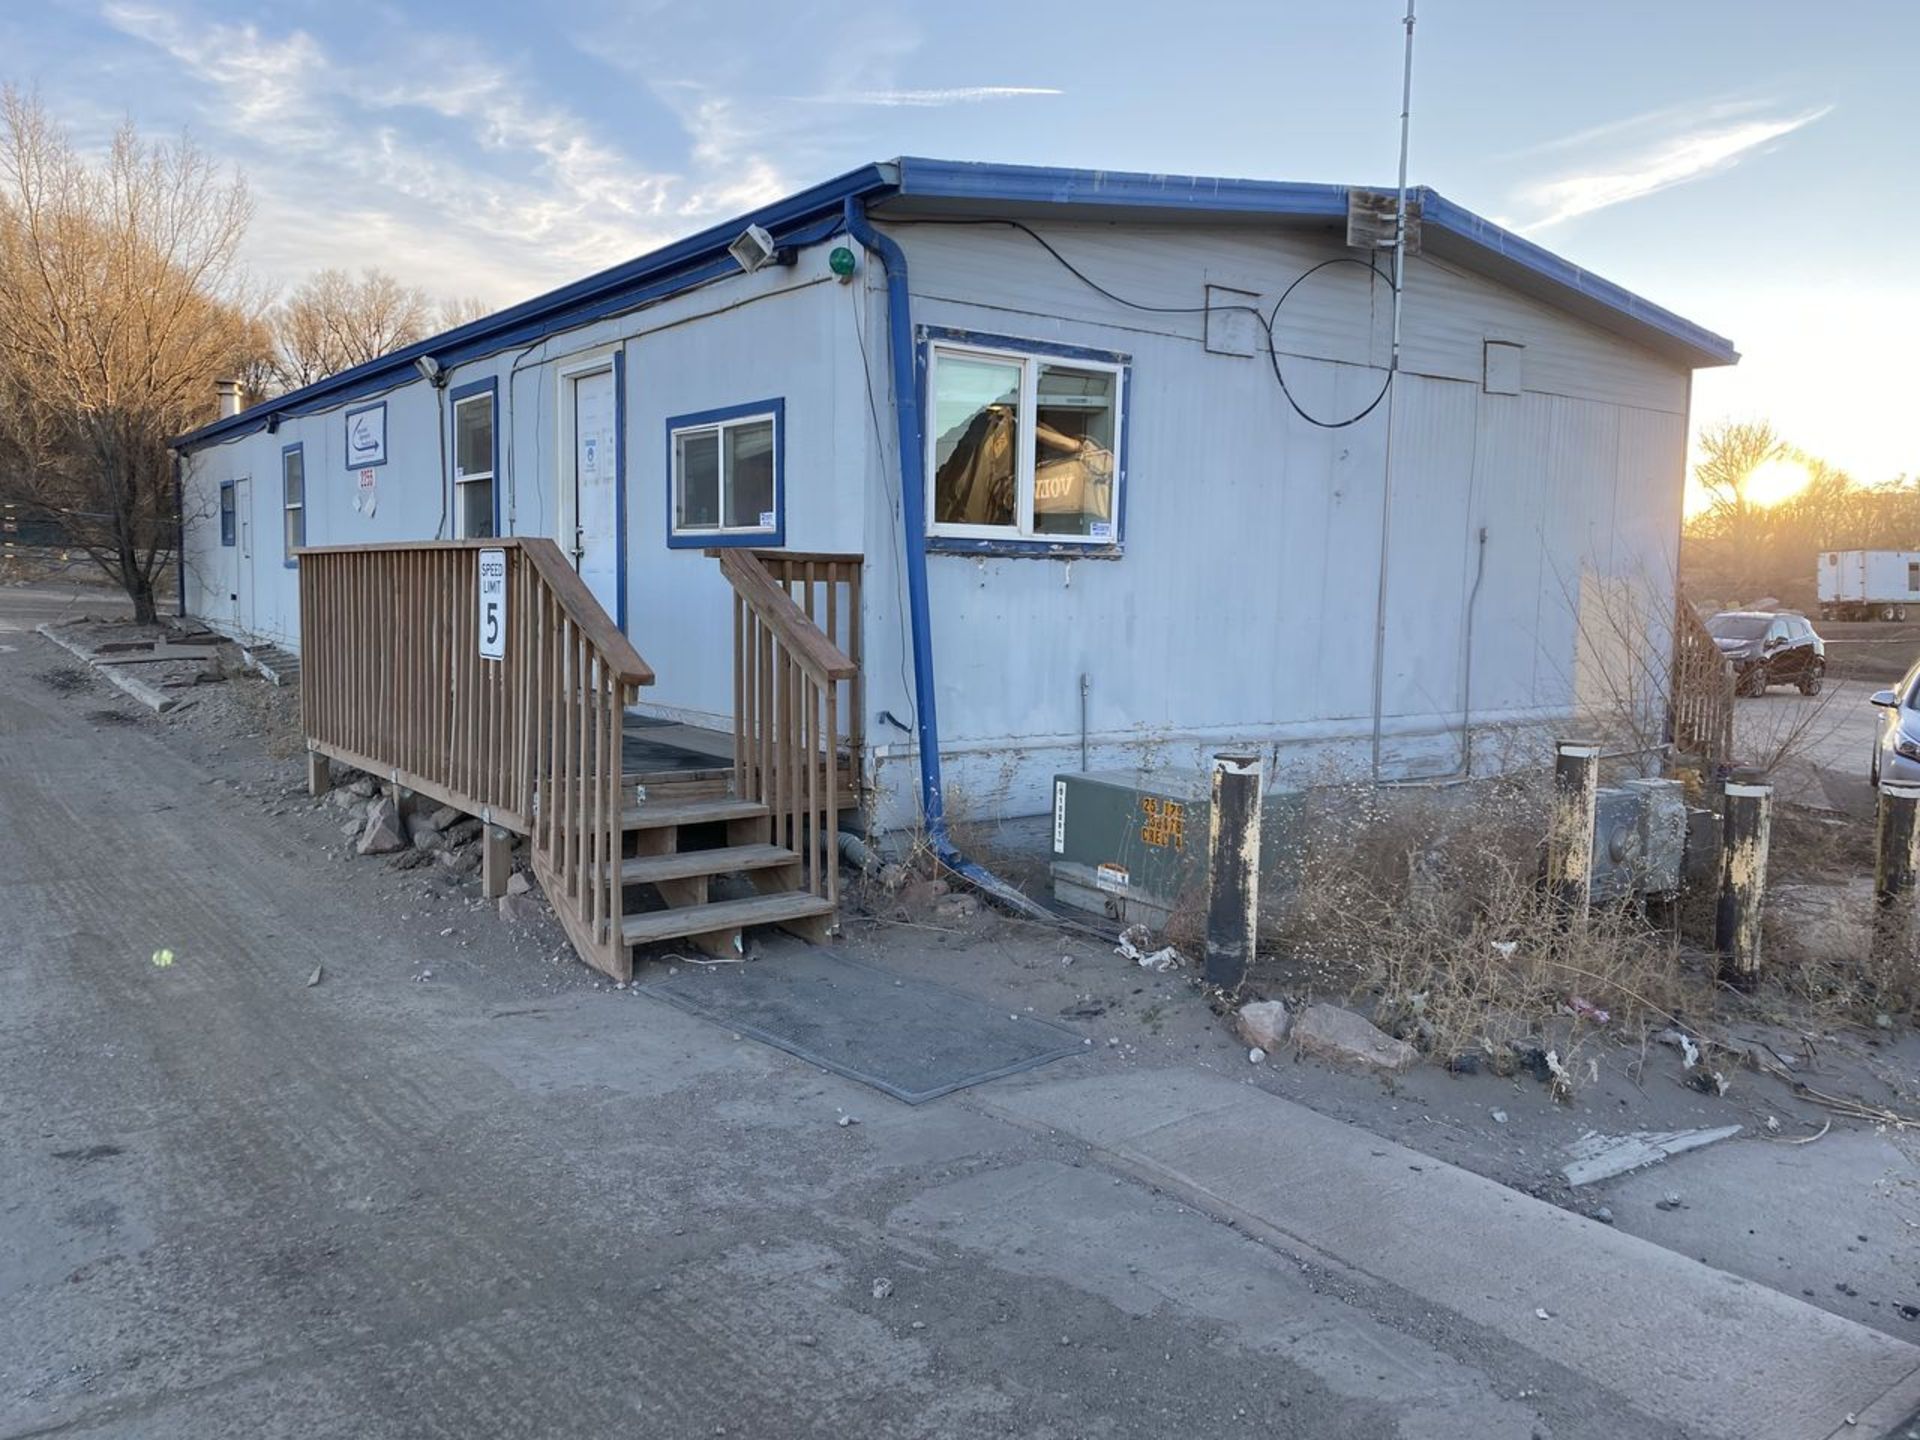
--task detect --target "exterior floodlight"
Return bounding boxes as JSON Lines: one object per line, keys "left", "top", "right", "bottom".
{"left": 728, "top": 223, "right": 793, "bottom": 274}
{"left": 413, "top": 354, "right": 446, "bottom": 387}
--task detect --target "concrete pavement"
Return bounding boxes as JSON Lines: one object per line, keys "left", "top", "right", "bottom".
{"left": 1736, "top": 676, "right": 1881, "bottom": 814}
{"left": 4, "top": 610, "right": 1919, "bottom": 1439}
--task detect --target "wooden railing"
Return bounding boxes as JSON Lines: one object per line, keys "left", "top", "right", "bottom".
{"left": 718, "top": 548, "right": 860, "bottom": 911}
{"left": 748, "top": 550, "right": 864, "bottom": 783}
{"left": 1670, "top": 600, "right": 1734, "bottom": 768}
{"left": 298, "top": 538, "right": 653, "bottom": 977}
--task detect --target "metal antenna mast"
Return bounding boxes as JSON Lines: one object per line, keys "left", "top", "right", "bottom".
{"left": 1369, "top": 0, "right": 1418, "bottom": 781}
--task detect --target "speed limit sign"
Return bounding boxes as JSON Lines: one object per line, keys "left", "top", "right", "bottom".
{"left": 477, "top": 548, "right": 507, "bottom": 661}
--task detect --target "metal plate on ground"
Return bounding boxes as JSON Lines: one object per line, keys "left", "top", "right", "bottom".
{"left": 637, "top": 948, "right": 1085, "bottom": 1104}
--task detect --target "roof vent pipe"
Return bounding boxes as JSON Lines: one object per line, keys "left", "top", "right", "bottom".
{"left": 214, "top": 378, "right": 242, "bottom": 419}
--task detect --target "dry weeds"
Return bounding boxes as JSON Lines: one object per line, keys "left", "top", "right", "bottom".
{"left": 1244, "top": 778, "right": 1713, "bottom": 1087}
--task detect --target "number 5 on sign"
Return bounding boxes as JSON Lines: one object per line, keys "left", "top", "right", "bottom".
{"left": 477, "top": 548, "right": 507, "bottom": 661}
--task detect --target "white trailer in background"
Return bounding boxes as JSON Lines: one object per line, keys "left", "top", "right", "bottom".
{"left": 1817, "top": 549, "right": 1920, "bottom": 621}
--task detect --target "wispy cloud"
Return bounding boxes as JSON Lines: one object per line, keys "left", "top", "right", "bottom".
{"left": 805, "top": 85, "right": 1062, "bottom": 107}
{"left": 94, "top": 2, "right": 763, "bottom": 303}
{"left": 1503, "top": 102, "right": 1831, "bottom": 232}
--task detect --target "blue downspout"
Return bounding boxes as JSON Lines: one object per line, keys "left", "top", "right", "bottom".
{"left": 842, "top": 197, "right": 1053, "bottom": 920}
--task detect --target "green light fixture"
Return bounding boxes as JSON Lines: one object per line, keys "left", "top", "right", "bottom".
{"left": 828, "top": 245, "right": 857, "bottom": 281}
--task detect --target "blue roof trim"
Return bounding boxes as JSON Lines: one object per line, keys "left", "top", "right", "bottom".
{"left": 892, "top": 155, "right": 1353, "bottom": 219}
{"left": 177, "top": 156, "right": 1733, "bottom": 454}
{"left": 174, "top": 162, "right": 898, "bottom": 451}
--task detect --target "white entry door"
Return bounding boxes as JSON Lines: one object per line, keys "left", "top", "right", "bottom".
{"left": 232, "top": 477, "right": 254, "bottom": 633}
{"left": 567, "top": 364, "right": 620, "bottom": 624}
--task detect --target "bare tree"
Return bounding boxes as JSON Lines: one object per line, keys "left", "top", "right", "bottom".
{"left": 270, "top": 267, "right": 433, "bottom": 389}
{"left": 0, "top": 89, "right": 254, "bottom": 622}
{"left": 438, "top": 293, "right": 494, "bottom": 331}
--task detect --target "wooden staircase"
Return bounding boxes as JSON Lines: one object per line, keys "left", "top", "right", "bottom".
{"left": 610, "top": 794, "right": 833, "bottom": 958}
{"left": 296, "top": 537, "right": 861, "bottom": 986}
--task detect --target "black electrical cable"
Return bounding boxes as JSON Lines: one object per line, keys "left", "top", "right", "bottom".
{"left": 890, "top": 217, "right": 1397, "bottom": 429}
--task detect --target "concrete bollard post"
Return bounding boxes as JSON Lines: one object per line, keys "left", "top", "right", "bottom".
{"left": 1204, "top": 753, "right": 1263, "bottom": 990}
{"left": 306, "top": 749, "right": 331, "bottom": 799}
{"left": 1871, "top": 783, "right": 1920, "bottom": 1007}
{"left": 1714, "top": 777, "right": 1773, "bottom": 989}
{"left": 482, "top": 824, "right": 512, "bottom": 900}
{"left": 1547, "top": 742, "right": 1600, "bottom": 921}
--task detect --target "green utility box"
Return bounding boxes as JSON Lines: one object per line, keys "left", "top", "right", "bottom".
{"left": 1048, "top": 769, "right": 1305, "bottom": 927}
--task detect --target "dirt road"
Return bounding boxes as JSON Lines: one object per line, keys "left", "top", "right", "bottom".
{"left": 5, "top": 607, "right": 1917, "bottom": 1438}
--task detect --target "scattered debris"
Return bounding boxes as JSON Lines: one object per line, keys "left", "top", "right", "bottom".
{"left": 1490, "top": 1109, "right": 1508, "bottom": 1125}
{"left": 150, "top": 948, "right": 174, "bottom": 968}
{"left": 306, "top": 965, "right": 323, "bottom": 987}
{"left": 1247, "top": 1047, "right": 1267, "bottom": 1065}
{"left": 1566, "top": 996, "right": 1610, "bottom": 1025}
{"left": 1655, "top": 1192, "right": 1685, "bottom": 1212}
{"left": 505, "top": 871, "right": 533, "bottom": 897}
{"left": 1234, "top": 999, "right": 1291, "bottom": 1052}
{"left": 1544, "top": 1049, "right": 1573, "bottom": 1103}
{"left": 1562, "top": 1125, "right": 1742, "bottom": 1187}
{"left": 837, "top": 1113, "right": 860, "bottom": 1127}
{"left": 1115, "top": 923, "right": 1183, "bottom": 973}
{"left": 1767, "top": 1119, "right": 1832, "bottom": 1146}
{"left": 1291, "top": 1004, "right": 1418, "bottom": 1074}
{"left": 1534, "top": 1308, "right": 1551, "bottom": 1321}
{"left": 870, "top": 1277, "right": 893, "bottom": 1300}
{"left": 1658, "top": 1029, "right": 1701, "bottom": 1070}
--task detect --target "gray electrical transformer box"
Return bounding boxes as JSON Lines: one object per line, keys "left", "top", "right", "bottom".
{"left": 1049, "top": 769, "right": 1304, "bottom": 927}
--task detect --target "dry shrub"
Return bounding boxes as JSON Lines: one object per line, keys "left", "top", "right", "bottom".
{"left": 1252, "top": 777, "right": 1711, "bottom": 1079}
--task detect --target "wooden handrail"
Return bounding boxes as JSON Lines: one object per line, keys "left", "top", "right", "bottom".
{"left": 715, "top": 547, "right": 862, "bottom": 916}
{"left": 299, "top": 537, "right": 649, "bottom": 981}
{"left": 715, "top": 548, "right": 856, "bottom": 684}
{"left": 519, "top": 540, "right": 653, "bottom": 686}
{"left": 297, "top": 537, "right": 652, "bottom": 685}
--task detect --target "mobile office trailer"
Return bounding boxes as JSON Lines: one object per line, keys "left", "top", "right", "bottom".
{"left": 1817, "top": 550, "right": 1920, "bottom": 621}
{"left": 174, "top": 157, "right": 1740, "bottom": 835}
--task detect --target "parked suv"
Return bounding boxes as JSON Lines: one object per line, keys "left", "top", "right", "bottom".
{"left": 1706, "top": 610, "right": 1826, "bottom": 696}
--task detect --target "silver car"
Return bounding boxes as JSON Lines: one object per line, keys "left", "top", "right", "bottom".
{"left": 1871, "top": 659, "right": 1920, "bottom": 785}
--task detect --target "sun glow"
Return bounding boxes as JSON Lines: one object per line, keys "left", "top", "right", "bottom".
{"left": 1743, "top": 455, "right": 1814, "bottom": 508}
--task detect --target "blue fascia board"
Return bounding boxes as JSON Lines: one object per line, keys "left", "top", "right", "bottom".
{"left": 173, "top": 162, "right": 898, "bottom": 452}
{"left": 176, "top": 156, "right": 1733, "bottom": 458}
{"left": 894, "top": 155, "right": 1351, "bottom": 220}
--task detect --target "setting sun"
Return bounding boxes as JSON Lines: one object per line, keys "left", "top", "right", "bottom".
{"left": 1743, "top": 455, "right": 1815, "bottom": 508}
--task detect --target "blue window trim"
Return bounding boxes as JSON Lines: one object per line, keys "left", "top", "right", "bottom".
{"left": 448, "top": 376, "right": 500, "bottom": 539}
{"left": 916, "top": 324, "right": 1130, "bottom": 560}
{"left": 219, "top": 480, "right": 236, "bottom": 547}
{"left": 343, "top": 399, "right": 388, "bottom": 469}
{"left": 664, "top": 397, "right": 786, "bottom": 550}
{"left": 280, "top": 442, "right": 305, "bottom": 567}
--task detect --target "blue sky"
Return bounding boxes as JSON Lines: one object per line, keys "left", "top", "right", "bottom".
{"left": 7, "top": 0, "right": 1914, "bottom": 480}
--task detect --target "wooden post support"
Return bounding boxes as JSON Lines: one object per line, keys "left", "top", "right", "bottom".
{"left": 1871, "top": 782, "right": 1920, "bottom": 1007}
{"left": 1547, "top": 741, "right": 1600, "bottom": 920}
{"left": 1714, "top": 777, "right": 1773, "bottom": 988}
{"left": 482, "top": 824, "right": 512, "bottom": 900}
{"left": 306, "top": 749, "right": 331, "bottom": 799}
{"left": 1204, "top": 753, "right": 1263, "bottom": 990}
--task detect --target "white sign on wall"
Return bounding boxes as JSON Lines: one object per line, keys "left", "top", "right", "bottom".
{"left": 477, "top": 548, "right": 507, "bottom": 661}
{"left": 345, "top": 402, "right": 388, "bottom": 469}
